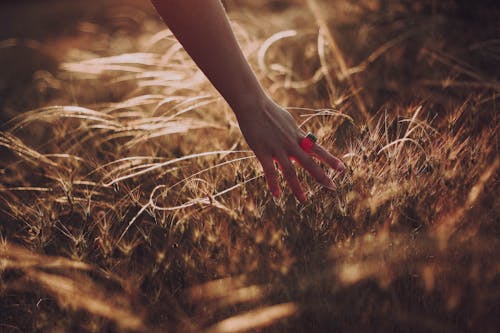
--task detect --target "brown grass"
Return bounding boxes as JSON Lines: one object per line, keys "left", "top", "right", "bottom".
{"left": 1, "top": 0, "right": 499, "bottom": 332}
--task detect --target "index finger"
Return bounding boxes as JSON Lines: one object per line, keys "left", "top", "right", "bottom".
{"left": 291, "top": 148, "right": 336, "bottom": 190}
{"left": 311, "top": 143, "right": 346, "bottom": 172}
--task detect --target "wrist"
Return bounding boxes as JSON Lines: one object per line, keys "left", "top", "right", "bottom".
{"left": 228, "top": 89, "right": 272, "bottom": 119}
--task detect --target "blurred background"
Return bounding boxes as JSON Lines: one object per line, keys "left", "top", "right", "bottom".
{"left": 0, "top": 1, "right": 147, "bottom": 119}
{"left": 2, "top": 0, "right": 498, "bottom": 122}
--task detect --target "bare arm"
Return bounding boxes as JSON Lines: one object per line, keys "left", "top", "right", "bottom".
{"left": 151, "top": 0, "right": 264, "bottom": 110}
{"left": 151, "top": 0, "right": 345, "bottom": 202}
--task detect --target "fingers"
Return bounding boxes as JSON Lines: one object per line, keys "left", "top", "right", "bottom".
{"left": 258, "top": 156, "right": 280, "bottom": 197}
{"left": 311, "top": 143, "right": 346, "bottom": 172}
{"left": 277, "top": 155, "right": 306, "bottom": 202}
{"left": 292, "top": 148, "right": 336, "bottom": 190}
{"left": 256, "top": 140, "right": 345, "bottom": 202}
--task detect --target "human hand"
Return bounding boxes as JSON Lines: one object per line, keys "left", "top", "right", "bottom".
{"left": 234, "top": 96, "right": 345, "bottom": 202}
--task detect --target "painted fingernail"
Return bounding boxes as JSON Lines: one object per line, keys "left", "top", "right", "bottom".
{"left": 272, "top": 189, "right": 280, "bottom": 197}
{"left": 338, "top": 161, "right": 346, "bottom": 172}
{"left": 324, "top": 178, "right": 336, "bottom": 190}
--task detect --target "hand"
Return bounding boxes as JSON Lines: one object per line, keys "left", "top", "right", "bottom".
{"left": 234, "top": 96, "right": 346, "bottom": 202}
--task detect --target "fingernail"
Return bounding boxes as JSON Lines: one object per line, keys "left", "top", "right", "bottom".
{"left": 272, "top": 189, "right": 280, "bottom": 197}
{"left": 338, "top": 161, "right": 346, "bottom": 172}
{"left": 323, "top": 177, "right": 336, "bottom": 190}
{"left": 325, "top": 182, "right": 336, "bottom": 191}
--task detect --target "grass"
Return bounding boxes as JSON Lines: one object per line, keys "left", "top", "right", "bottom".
{"left": 0, "top": 0, "right": 499, "bottom": 332}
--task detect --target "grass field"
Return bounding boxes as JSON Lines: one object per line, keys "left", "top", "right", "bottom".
{"left": 1, "top": 0, "right": 499, "bottom": 332}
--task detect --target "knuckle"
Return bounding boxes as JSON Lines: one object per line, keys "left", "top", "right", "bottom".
{"left": 315, "top": 145, "right": 327, "bottom": 156}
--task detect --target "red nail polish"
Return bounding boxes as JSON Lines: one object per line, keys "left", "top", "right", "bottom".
{"left": 325, "top": 183, "right": 336, "bottom": 191}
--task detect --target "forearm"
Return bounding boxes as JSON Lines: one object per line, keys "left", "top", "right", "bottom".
{"left": 151, "top": 0, "right": 267, "bottom": 112}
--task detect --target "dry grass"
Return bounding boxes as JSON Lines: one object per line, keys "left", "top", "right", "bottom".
{"left": 1, "top": 0, "right": 499, "bottom": 332}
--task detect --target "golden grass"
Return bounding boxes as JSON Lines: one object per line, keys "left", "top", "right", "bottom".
{"left": 0, "top": 0, "right": 499, "bottom": 332}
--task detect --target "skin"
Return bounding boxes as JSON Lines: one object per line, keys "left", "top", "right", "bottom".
{"left": 151, "top": 0, "right": 345, "bottom": 202}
